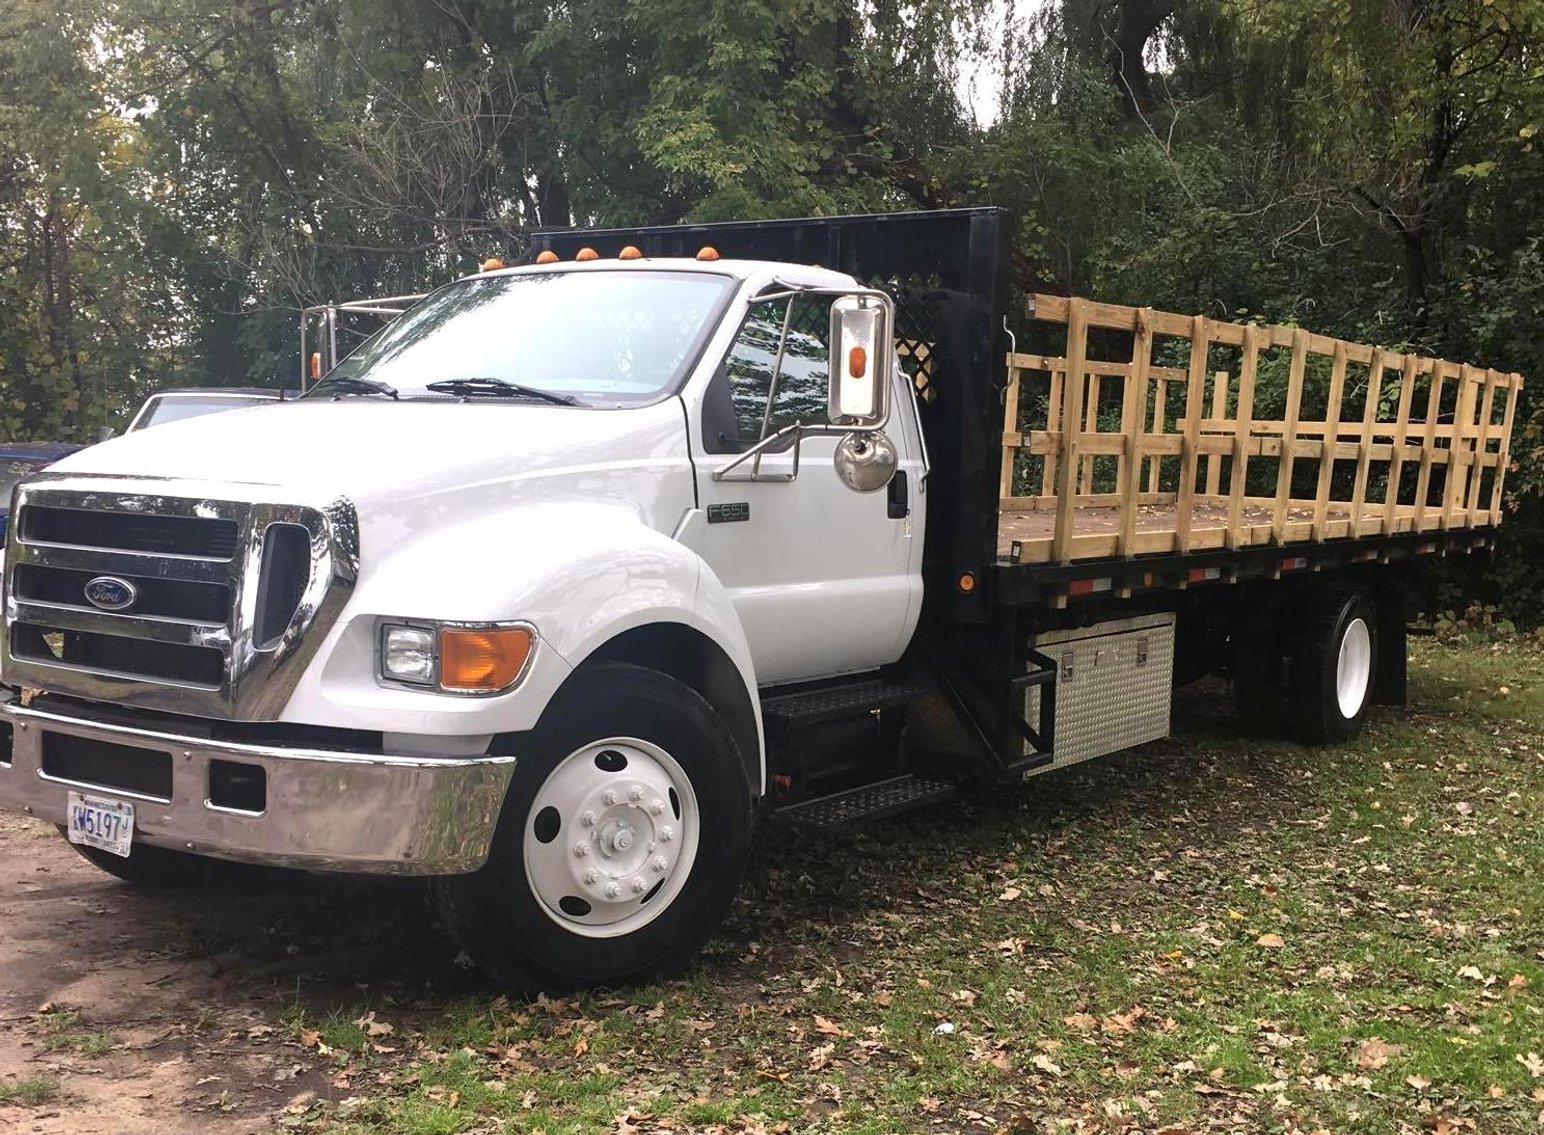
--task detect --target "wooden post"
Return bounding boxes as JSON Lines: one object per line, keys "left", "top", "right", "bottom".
{"left": 1044, "top": 368, "right": 1064, "bottom": 496}
{"left": 1226, "top": 325, "right": 1259, "bottom": 549}
{"left": 1348, "top": 348, "right": 1384, "bottom": 536}
{"left": 1441, "top": 366, "right": 1479, "bottom": 529}
{"left": 1490, "top": 372, "right": 1522, "bottom": 522}
{"left": 1312, "top": 341, "right": 1348, "bottom": 540}
{"left": 1382, "top": 355, "right": 1418, "bottom": 535}
{"left": 1204, "top": 369, "right": 1229, "bottom": 495}
{"left": 1271, "top": 328, "right": 1308, "bottom": 544}
{"left": 1052, "top": 300, "right": 1089, "bottom": 563}
{"left": 1117, "top": 310, "right": 1154, "bottom": 557}
{"left": 1465, "top": 369, "right": 1499, "bottom": 526}
{"left": 999, "top": 356, "right": 1022, "bottom": 501}
{"left": 1079, "top": 371, "right": 1102, "bottom": 496}
{"left": 1174, "top": 316, "right": 1209, "bottom": 552}
{"left": 1413, "top": 363, "right": 1448, "bottom": 531}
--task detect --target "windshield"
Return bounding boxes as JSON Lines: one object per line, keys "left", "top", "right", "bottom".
{"left": 319, "top": 269, "right": 734, "bottom": 405}
{"left": 136, "top": 395, "right": 273, "bottom": 430}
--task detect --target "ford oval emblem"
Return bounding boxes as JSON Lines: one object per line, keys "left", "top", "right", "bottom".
{"left": 84, "top": 576, "right": 139, "bottom": 612}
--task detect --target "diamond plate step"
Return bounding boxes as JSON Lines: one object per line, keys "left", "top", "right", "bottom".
{"left": 773, "top": 774, "right": 957, "bottom": 832}
{"left": 760, "top": 679, "right": 920, "bottom": 729}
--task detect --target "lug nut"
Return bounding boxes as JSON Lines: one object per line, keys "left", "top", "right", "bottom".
{"left": 659, "top": 826, "right": 674, "bottom": 843}
{"left": 602, "top": 789, "right": 618, "bottom": 806}
{"left": 649, "top": 799, "right": 664, "bottom": 816}
{"left": 631, "top": 877, "right": 646, "bottom": 894}
{"left": 581, "top": 811, "right": 596, "bottom": 828}
{"left": 629, "top": 785, "right": 644, "bottom": 801}
{"left": 605, "top": 882, "right": 621, "bottom": 898}
{"left": 574, "top": 842, "right": 590, "bottom": 858}
{"left": 652, "top": 855, "right": 668, "bottom": 874}
{"left": 583, "top": 869, "right": 599, "bottom": 884}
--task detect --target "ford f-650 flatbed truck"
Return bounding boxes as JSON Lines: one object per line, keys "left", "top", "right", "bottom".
{"left": 0, "top": 209, "right": 1521, "bottom": 990}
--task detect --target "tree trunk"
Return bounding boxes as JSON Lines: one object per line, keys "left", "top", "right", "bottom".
{"left": 1107, "top": 0, "right": 1176, "bottom": 118}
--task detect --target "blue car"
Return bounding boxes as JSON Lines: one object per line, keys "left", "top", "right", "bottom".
{"left": 1, "top": 442, "right": 84, "bottom": 543}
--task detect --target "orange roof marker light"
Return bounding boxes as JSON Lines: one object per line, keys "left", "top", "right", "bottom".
{"left": 618, "top": 245, "right": 644, "bottom": 260}
{"left": 480, "top": 257, "right": 506, "bottom": 272}
{"left": 534, "top": 249, "right": 560, "bottom": 264}
{"left": 695, "top": 246, "right": 720, "bottom": 261}
{"left": 575, "top": 247, "right": 600, "bottom": 262}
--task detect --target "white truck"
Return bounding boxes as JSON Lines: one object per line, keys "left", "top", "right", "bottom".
{"left": 0, "top": 210, "right": 1517, "bottom": 990}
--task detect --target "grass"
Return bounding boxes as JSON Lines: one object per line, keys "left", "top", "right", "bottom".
{"left": 0, "top": 1077, "right": 61, "bottom": 1106}
{"left": 273, "top": 635, "right": 1544, "bottom": 1134}
{"left": 37, "top": 1007, "right": 114, "bottom": 1058}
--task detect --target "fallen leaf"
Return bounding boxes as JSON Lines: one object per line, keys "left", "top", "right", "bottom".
{"left": 1457, "top": 965, "right": 1485, "bottom": 981}
{"left": 573, "top": 1034, "right": 589, "bottom": 1057}
{"left": 1517, "top": 1051, "right": 1544, "bottom": 1077}
{"left": 1508, "top": 974, "right": 1528, "bottom": 990}
{"left": 1037, "top": 883, "right": 1055, "bottom": 897}
{"left": 1357, "top": 1037, "right": 1403, "bottom": 1070}
{"left": 1407, "top": 1074, "right": 1433, "bottom": 1090}
{"left": 814, "top": 1015, "right": 849, "bottom": 1038}
{"left": 1031, "top": 1053, "right": 1064, "bottom": 1077}
{"left": 999, "top": 886, "right": 1023, "bottom": 901}
{"left": 247, "top": 1024, "right": 275, "bottom": 1039}
{"left": 353, "top": 1012, "right": 394, "bottom": 1038}
{"left": 1114, "top": 1060, "right": 1141, "bottom": 1079}
{"left": 298, "top": 1029, "right": 322, "bottom": 1048}
{"left": 809, "top": 1042, "right": 835, "bottom": 1071}
{"left": 874, "top": 990, "right": 893, "bottom": 1007}
{"left": 1103, "top": 1006, "right": 1146, "bottom": 1033}
{"left": 1256, "top": 933, "right": 1285, "bottom": 949}
{"left": 919, "top": 1097, "right": 941, "bottom": 1112}
{"left": 1064, "top": 1012, "right": 1097, "bottom": 1032}
{"left": 1455, "top": 801, "right": 1474, "bottom": 816}
{"left": 951, "top": 989, "right": 978, "bottom": 1007}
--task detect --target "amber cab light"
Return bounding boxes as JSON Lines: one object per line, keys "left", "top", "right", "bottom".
{"left": 695, "top": 246, "right": 720, "bottom": 261}
{"left": 439, "top": 626, "right": 535, "bottom": 692}
{"left": 480, "top": 257, "right": 506, "bottom": 271}
{"left": 618, "top": 245, "right": 643, "bottom": 260}
{"left": 535, "top": 249, "right": 560, "bottom": 264}
{"left": 575, "top": 247, "right": 600, "bottom": 262}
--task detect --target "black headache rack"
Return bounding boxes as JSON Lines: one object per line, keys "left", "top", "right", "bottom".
{"left": 532, "top": 208, "right": 1014, "bottom": 625}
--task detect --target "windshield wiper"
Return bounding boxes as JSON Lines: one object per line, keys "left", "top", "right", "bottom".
{"left": 424, "top": 377, "right": 580, "bottom": 406}
{"left": 312, "top": 375, "right": 399, "bottom": 400}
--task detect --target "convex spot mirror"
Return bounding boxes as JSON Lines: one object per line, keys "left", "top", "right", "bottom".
{"left": 828, "top": 295, "right": 894, "bottom": 427}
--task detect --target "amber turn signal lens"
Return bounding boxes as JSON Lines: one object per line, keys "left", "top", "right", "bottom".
{"left": 848, "top": 344, "right": 868, "bottom": 378}
{"left": 618, "top": 245, "right": 643, "bottom": 260}
{"left": 309, "top": 351, "right": 322, "bottom": 380}
{"left": 480, "top": 257, "right": 506, "bottom": 271}
{"left": 695, "top": 245, "right": 720, "bottom": 261}
{"left": 535, "top": 249, "right": 560, "bottom": 264}
{"left": 575, "top": 247, "right": 600, "bottom": 262}
{"left": 957, "top": 571, "right": 977, "bottom": 594}
{"left": 438, "top": 626, "right": 534, "bottom": 692}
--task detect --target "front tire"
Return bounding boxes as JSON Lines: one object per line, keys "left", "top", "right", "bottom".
{"left": 432, "top": 662, "right": 752, "bottom": 992}
{"left": 1290, "top": 586, "right": 1378, "bottom": 744}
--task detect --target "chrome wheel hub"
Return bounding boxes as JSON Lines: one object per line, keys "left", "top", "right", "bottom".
{"left": 1336, "top": 616, "right": 1372, "bottom": 719}
{"left": 524, "top": 737, "right": 699, "bottom": 938}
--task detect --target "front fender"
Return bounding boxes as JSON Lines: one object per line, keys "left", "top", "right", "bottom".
{"left": 284, "top": 504, "right": 763, "bottom": 765}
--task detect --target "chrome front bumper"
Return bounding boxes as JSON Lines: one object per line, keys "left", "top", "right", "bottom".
{"left": 0, "top": 692, "right": 515, "bottom": 875}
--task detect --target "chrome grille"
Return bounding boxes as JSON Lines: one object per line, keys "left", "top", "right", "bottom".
{"left": 2, "top": 476, "right": 358, "bottom": 720}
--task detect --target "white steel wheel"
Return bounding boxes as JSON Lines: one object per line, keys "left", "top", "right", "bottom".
{"left": 1335, "top": 616, "right": 1372, "bottom": 719}
{"left": 524, "top": 737, "right": 700, "bottom": 938}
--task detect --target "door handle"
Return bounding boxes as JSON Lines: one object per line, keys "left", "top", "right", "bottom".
{"left": 887, "top": 471, "right": 909, "bottom": 519}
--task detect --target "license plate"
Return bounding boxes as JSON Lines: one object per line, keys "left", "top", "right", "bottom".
{"left": 66, "top": 791, "right": 135, "bottom": 858}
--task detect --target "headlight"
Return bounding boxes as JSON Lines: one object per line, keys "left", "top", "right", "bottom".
{"left": 379, "top": 621, "right": 536, "bottom": 694}
{"left": 381, "top": 624, "right": 437, "bottom": 686}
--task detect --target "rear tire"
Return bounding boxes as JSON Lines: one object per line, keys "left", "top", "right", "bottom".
{"left": 432, "top": 662, "right": 752, "bottom": 993}
{"left": 63, "top": 834, "right": 237, "bottom": 889}
{"left": 1290, "top": 586, "right": 1378, "bottom": 744}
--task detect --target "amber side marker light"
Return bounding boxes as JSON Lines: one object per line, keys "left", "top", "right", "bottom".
{"left": 309, "top": 351, "right": 322, "bottom": 380}
{"left": 695, "top": 246, "right": 720, "bottom": 261}
{"left": 618, "top": 245, "right": 644, "bottom": 260}
{"left": 848, "top": 345, "right": 868, "bottom": 378}
{"left": 575, "top": 247, "right": 600, "bottom": 262}
{"left": 957, "top": 571, "right": 977, "bottom": 594}
{"left": 480, "top": 257, "right": 506, "bottom": 272}
{"left": 534, "top": 249, "right": 560, "bottom": 264}
{"left": 439, "top": 626, "right": 535, "bottom": 693}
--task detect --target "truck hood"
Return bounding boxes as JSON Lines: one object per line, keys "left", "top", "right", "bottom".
{"left": 45, "top": 399, "right": 693, "bottom": 545}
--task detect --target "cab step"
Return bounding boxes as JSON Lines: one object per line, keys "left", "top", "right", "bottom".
{"left": 760, "top": 679, "right": 919, "bottom": 729}
{"left": 774, "top": 774, "right": 957, "bottom": 832}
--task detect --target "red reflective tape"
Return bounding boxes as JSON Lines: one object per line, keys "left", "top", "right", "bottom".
{"left": 1067, "top": 577, "right": 1112, "bottom": 596}
{"left": 1281, "top": 556, "right": 1308, "bottom": 571}
{"left": 1415, "top": 542, "right": 1437, "bottom": 555}
{"left": 1187, "top": 566, "right": 1221, "bottom": 583}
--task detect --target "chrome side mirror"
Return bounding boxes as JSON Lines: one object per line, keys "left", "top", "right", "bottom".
{"left": 833, "top": 430, "right": 897, "bottom": 492}
{"left": 828, "top": 295, "right": 893, "bottom": 427}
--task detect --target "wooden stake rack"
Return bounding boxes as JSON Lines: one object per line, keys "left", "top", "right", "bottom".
{"left": 999, "top": 294, "right": 1523, "bottom": 566}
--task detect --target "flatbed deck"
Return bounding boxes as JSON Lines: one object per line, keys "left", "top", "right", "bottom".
{"left": 996, "top": 294, "right": 1521, "bottom": 570}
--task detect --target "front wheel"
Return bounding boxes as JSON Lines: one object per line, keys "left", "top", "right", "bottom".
{"left": 432, "top": 662, "right": 752, "bottom": 992}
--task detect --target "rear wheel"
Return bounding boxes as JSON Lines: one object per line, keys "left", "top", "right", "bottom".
{"left": 63, "top": 834, "right": 238, "bottom": 889}
{"left": 1290, "top": 586, "right": 1378, "bottom": 744}
{"left": 432, "top": 662, "right": 751, "bottom": 992}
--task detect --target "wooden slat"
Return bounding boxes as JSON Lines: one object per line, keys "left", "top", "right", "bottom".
{"left": 1271, "top": 329, "right": 1308, "bottom": 543}
{"left": 1044, "top": 368, "right": 1063, "bottom": 493}
{"left": 1204, "top": 370, "right": 1229, "bottom": 495}
{"left": 1312, "top": 341, "right": 1348, "bottom": 540}
{"left": 1051, "top": 300, "right": 1089, "bottom": 562}
{"left": 1465, "top": 369, "right": 1499, "bottom": 526}
{"left": 1226, "top": 324, "right": 1260, "bottom": 550}
{"left": 1489, "top": 372, "right": 1522, "bottom": 520}
{"left": 1079, "top": 371, "right": 1102, "bottom": 495}
{"left": 1413, "top": 364, "right": 1448, "bottom": 531}
{"left": 1348, "top": 348, "right": 1384, "bottom": 535}
{"left": 1441, "top": 365, "right": 1479, "bottom": 529}
{"left": 1382, "top": 356, "right": 1420, "bottom": 535}
{"left": 1175, "top": 315, "right": 1210, "bottom": 552}
{"left": 1144, "top": 377, "right": 1166, "bottom": 494}
{"left": 1117, "top": 309, "right": 1154, "bottom": 556}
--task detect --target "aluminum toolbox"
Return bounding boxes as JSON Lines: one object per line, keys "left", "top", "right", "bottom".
{"left": 1024, "top": 612, "right": 1175, "bottom": 774}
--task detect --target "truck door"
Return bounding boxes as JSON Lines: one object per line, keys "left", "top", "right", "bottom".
{"left": 688, "top": 286, "right": 925, "bottom": 685}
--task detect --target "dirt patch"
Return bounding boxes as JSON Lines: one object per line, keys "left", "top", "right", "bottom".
{"left": 0, "top": 812, "right": 472, "bottom": 1134}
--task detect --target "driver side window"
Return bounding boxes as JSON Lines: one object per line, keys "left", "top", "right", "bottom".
{"left": 702, "top": 295, "right": 830, "bottom": 454}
